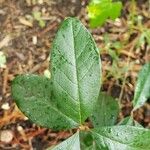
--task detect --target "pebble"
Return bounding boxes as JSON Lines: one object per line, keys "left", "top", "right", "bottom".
{"left": 32, "top": 36, "right": 37, "bottom": 45}
{"left": 1, "top": 103, "right": 10, "bottom": 110}
{"left": 17, "top": 125, "right": 23, "bottom": 132}
{"left": 0, "top": 130, "right": 13, "bottom": 143}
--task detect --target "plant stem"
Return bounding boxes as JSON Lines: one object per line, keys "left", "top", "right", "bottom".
{"left": 79, "top": 125, "right": 90, "bottom": 131}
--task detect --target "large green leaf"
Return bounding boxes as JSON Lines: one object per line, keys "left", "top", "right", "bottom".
{"left": 49, "top": 132, "right": 80, "bottom": 150}
{"left": 87, "top": 0, "right": 122, "bottom": 28}
{"left": 91, "top": 126, "right": 150, "bottom": 150}
{"left": 12, "top": 18, "right": 101, "bottom": 129}
{"left": 133, "top": 63, "right": 150, "bottom": 110}
{"left": 51, "top": 17, "right": 101, "bottom": 124}
{"left": 12, "top": 75, "right": 78, "bottom": 130}
{"left": 91, "top": 92, "right": 119, "bottom": 127}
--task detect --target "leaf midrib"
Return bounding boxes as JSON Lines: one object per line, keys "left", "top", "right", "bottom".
{"left": 71, "top": 20, "right": 82, "bottom": 124}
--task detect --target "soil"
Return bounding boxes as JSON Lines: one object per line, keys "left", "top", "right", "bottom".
{"left": 0, "top": 0, "right": 150, "bottom": 149}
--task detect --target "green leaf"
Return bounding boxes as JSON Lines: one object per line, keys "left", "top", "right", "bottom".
{"left": 91, "top": 126, "right": 150, "bottom": 150}
{"left": 12, "top": 18, "right": 101, "bottom": 130}
{"left": 136, "top": 33, "right": 146, "bottom": 48}
{"left": 133, "top": 63, "right": 150, "bottom": 110}
{"left": 80, "top": 131, "right": 93, "bottom": 149}
{"left": 32, "top": 11, "right": 46, "bottom": 28}
{"left": 80, "top": 131, "right": 100, "bottom": 150}
{"left": 118, "top": 116, "right": 143, "bottom": 127}
{"left": 51, "top": 17, "right": 101, "bottom": 124}
{"left": 145, "top": 29, "right": 150, "bottom": 45}
{"left": 91, "top": 92, "right": 119, "bottom": 127}
{"left": 12, "top": 74, "right": 78, "bottom": 130}
{"left": 49, "top": 131, "right": 80, "bottom": 150}
{"left": 87, "top": 0, "right": 122, "bottom": 28}
{"left": 136, "top": 30, "right": 150, "bottom": 48}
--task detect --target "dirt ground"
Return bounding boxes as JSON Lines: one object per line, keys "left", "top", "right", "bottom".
{"left": 0, "top": 0, "right": 150, "bottom": 149}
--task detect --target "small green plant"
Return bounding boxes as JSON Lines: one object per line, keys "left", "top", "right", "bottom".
{"left": 136, "top": 28, "right": 150, "bottom": 48}
{"left": 87, "top": 0, "right": 122, "bottom": 28}
{"left": 32, "top": 11, "right": 46, "bottom": 28}
{"left": 102, "top": 34, "right": 132, "bottom": 81}
{"left": 12, "top": 18, "right": 150, "bottom": 149}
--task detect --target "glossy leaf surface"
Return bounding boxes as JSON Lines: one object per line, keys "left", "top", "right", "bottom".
{"left": 12, "top": 75, "right": 78, "bottom": 130}
{"left": 92, "top": 126, "right": 150, "bottom": 150}
{"left": 51, "top": 17, "right": 101, "bottom": 124}
{"left": 50, "top": 132, "right": 80, "bottom": 150}
{"left": 133, "top": 63, "right": 150, "bottom": 110}
{"left": 12, "top": 18, "right": 101, "bottom": 129}
{"left": 88, "top": 0, "right": 122, "bottom": 28}
{"left": 91, "top": 92, "right": 119, "bottom": 127}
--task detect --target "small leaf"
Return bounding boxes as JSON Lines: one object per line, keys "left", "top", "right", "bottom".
{"left": 136, "top": 33, "right": 146, "bottom": 48}
{"left": 87, "top": 0, "right": 122, "bottom": 28}
{"left": 136, "top": 30, "right": 150, "bottom": 48}
{"left": 133, "top": 63, "right": 150, "bottom": 110}
{"left": 80, "top": 131, "right": 99, "bottom": 150}
{"left": 91, "top": 92, "right": 119, "bottom": 127}
{"left": 48, "top": 131, "right": 80, "bottom": 150}
{"left": 145, "top": 29, "right": 150, "bottom": 45}
{"left": 51, "top": 17, "right": 101, "bottom": 124}
{"left": 80, "top": 131, "right": 93, "bottom": 149}
{"left": 118, "top": 116, "right": 143, "bottom": 127}
{"left": 32, "top": 11, "right": 45, "bottom": 28}
{"left": 12, "top": 75, "right": 78, "bottom": 130}
{"left": 91, "top": 126, "right": 150, "bottom": 150}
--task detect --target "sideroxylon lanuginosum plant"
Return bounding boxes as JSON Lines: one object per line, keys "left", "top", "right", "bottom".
{"left": 12, "top": 17, "right": 150, "bottom": 150}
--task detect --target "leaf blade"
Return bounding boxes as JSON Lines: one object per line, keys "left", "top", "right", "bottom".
{"left": 12, "top": 74, "right": 78, "bottom": 130}
{"left": 80, "top": 131, "right": 99, "bottom": 150}
{"left": 51, "top": 17, "right": 101, "bottom": 124}
{"left": 48, "top": 131, "right": 80, "bottom": 150}
{"left": 92, "top": 126, "right": 150, "bottom": 150}
{"left": 133, "top": 63, "right": 150, "bottom": 110}
{"left": 91, "top": 92, "right": 119, "bottom": 127}
{"left": 87, "top": 0, "right": 122, "bottom": 28}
